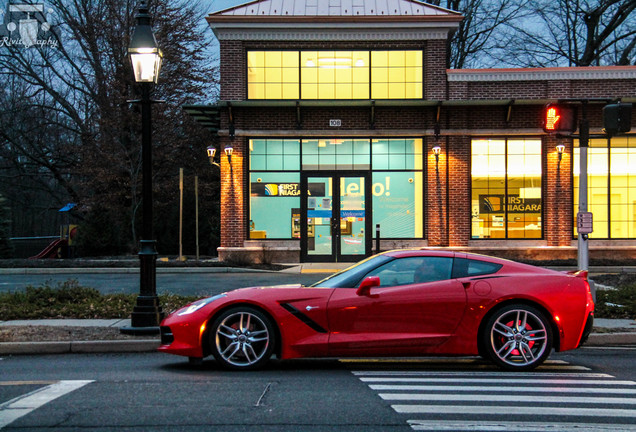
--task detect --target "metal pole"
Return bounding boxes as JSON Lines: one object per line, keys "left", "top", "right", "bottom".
{"left": 195, "top": 175, "right": 200, "bottom": 261}
{"left": 577, "top": 118, "right": 590, "bottom": 271}
{"left": 122, "top": 82, "right": 163, "bottom": 335}
{"left": 179, "top": 167, "right": 184, "bottom": 261}
{"left": 375, "top": 224, "right": 380, "bottom": 254}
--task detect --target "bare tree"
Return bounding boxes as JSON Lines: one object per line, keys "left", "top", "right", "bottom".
{"left": 428, "top": 0, "right": 527, "bottom": 68}
{"left": 0, "top": 0, "right": 219, "bottom": 254}
{"left": 498, "top": 0, "right": 636, "bottom": 67}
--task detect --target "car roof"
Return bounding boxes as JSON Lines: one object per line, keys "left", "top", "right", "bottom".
{"left": 382, "top": 248, "right": 460, "bottom": 259}
{"left": 380, "top": 248, "right": 557, "bottom": 275}
{"left": 382, "top": 248, "right": 512, "bottom": 264}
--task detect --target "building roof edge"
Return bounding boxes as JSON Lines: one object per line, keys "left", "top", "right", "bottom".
{"left": 447, "top": 66, "right": 636, "bottom": 82}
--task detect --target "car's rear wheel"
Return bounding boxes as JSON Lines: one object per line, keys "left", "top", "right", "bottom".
{"left": 210, "top": 306, "right": 275, "bottom": 370}
{"left": 484, "top": 304, "right": 553, "bottom": 371}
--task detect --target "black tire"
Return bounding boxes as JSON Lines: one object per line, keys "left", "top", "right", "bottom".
{"left": 483, "top": 304, "right": 553, "bottom": 371}
{"left": 210, "top": 306, "right": 275, "bottom": 370}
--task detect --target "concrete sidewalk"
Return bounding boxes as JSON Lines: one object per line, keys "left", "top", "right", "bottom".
{"left": 0, "top": 318, "right": 634, "bottom": 356}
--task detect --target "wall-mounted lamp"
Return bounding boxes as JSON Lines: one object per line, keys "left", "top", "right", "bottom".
{"left": 224, "top": 146, "right": 233, "bottom": 164}
{"left": 556, "top": 144, "right": 565, "bottom": 162}
{"left": 432, "top": 146, "right": 441, "bottom": 165}
{"left": 207, "top": 145, "right": 219, "bottom": 167}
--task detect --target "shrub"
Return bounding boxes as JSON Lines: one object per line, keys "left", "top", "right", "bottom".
{"left": 0, "top": 280, "right": 197, "bottom": 320}
{"left": 595, "top": 283, "right": 636, "bottom": 319}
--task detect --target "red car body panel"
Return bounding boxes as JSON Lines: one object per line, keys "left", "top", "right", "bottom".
{"left": 158, "top": 250, "right": 594, "bottom": 363}
{"left": 326, "top": 278, "right": 466, "bottom": 355}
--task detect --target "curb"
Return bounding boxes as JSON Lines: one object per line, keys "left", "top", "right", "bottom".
{"left": 0, "top": 340, "right": 159, "bottom": 355}
{"left": 585, "top": 332, "right": 636, "bottom": 346}
{"left": 1, "top": 333, "right": 633, "bottom": 356}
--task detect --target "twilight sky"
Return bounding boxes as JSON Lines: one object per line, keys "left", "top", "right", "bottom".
{"left": 208, "top": 0, "right": 251, "bottom": 13}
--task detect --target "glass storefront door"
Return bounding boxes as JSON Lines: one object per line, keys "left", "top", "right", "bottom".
{"left": 301, "top": 173, "right": 371, "bottom": 262}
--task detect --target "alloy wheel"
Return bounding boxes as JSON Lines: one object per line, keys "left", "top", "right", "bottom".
{"left": 214, "top": 309, "right": 271, "bottom": 368}
{"left": 487, "top": 305, "right": 552, "bottom": 370}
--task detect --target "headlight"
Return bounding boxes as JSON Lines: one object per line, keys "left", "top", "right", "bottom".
{"left": 177, "top": 294, "right": 226, "bottom": 316}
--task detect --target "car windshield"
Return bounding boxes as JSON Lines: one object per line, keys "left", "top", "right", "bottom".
{"left": 310, "top": 254, "right": 393, "bottom": 288}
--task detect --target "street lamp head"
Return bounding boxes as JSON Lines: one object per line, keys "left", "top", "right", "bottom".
{"left": 432, "top": 145, "right": 441, "bottom": 170}
{"left": 207, "top": 145, "right": 220, "bottom": 167}
{"left": 224, "top": 146, "right": 233, "bottom": 164}
{"left": 129, "top": 1, "right": 163, "bottom": 83}
{"left": 556, "top": 143, "right": 565, "bottom": 161}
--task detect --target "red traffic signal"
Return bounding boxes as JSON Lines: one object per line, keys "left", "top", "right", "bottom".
{"left": 542, "top": 104, "right": 577, "bottom": 133}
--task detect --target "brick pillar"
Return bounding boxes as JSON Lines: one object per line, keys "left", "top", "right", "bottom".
{"left": 544, "top": 136, "right": 573, "bottom": 246}
{"left": 425, "top": 39, "right": 448, "bottom": 100}
{"left": 220, "top": 136, "right": 246, "bottom": 248}
{"left": 448, "top": 136, "right": 470, "bottom": 247}
{"left": 427, "top": 139, "right": 448, "bottom": 246}
{"left": 219, "top": 40, "right": 246, "bottom": 100}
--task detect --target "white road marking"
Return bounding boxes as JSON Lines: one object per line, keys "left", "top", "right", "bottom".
{"left": 393, "top": 405, "right": 636, "bottom": 417}
{"left": 408, "top": 420, "right": 636, "bottom": 431}
{"left": 369, "top": 384, "right": 636, "bottom": 394}
{"left": 353, "top": 364, "right": 636, "bottom": 431}
{"left": 0, "top": 380, "right": 93, "bottom": 429}
{"left": 353, "top": 371, "right": 610, "bottom": 378}
{"left": 358, "top": 377, "right": 636, "bottom": 385}
{"left": 582, "top": 346, "right": 636, "bottom": 350}
{"left": 380, "top": 393, "right": 636, "bottom": 404}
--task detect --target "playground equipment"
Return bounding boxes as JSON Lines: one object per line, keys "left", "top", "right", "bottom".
{"left": 29, "top": 203, "right": 78, "bottom": 259}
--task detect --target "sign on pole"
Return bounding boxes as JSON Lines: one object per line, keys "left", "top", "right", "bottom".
{"left": 577, "top": 211, "right": 593, "bottom": 235}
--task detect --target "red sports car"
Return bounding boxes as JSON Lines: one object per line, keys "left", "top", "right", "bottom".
{"left": 158, "top": 250, "right": 594, "bottom": 371}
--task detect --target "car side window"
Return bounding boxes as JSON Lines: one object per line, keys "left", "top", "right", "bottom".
{"left": 451, "top": 258, "right": 503, "bottom": 278}
{"left": 362, "top": 256, "right": 453, "bottom": 287}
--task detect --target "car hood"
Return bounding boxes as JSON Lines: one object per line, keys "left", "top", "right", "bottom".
{"left": 224, "top": 283, "right": 335, "bottom": 298}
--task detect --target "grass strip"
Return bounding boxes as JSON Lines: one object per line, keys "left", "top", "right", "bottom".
{"left": 0, "top": 280, "right": 198, "bottom": 320}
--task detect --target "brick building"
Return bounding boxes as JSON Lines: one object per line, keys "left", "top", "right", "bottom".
{"left": 185, "top": 0, "right": 636, "bottom": 263}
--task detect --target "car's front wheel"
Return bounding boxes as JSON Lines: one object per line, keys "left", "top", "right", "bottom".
{"left": 483, "top": 304, "right": 553, "bottom": 371}
{"left": 210, "top": 306, "right": 275, "bottom": 370}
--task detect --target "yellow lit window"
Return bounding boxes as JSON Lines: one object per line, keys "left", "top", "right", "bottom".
{"left": 574, "top": 137, "right": 636, "bottom": 238}
{"left": 371, "top": 51, "right": 423, "bottom": 99}
{"left": 247, "top": 50, "right": 423, "bottom": 100}
{"left": 471, "top": 139, "right": 542, "bottom": 239}
{"left": 301, "top": 51, "right": 369, "bottom": 99}
{"left": 247, "top": 51, "right": 299, "bottom": 99}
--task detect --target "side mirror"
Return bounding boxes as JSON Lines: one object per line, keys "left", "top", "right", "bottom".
{"left": 356, "top": 276, "right": 380, "bottom": 296}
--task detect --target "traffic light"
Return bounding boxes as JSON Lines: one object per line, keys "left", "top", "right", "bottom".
{"left": 603, "top": 103, "right": 632, "bottom": 136}
{"left": 542, "top": 103, "right": 577, "bottom": 133}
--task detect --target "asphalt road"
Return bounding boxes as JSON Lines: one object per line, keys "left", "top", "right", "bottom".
{"left": 0, "top": 271, "right": 326, "bottom": 296}
{"left": 1, "top": 348, "right": 635, "bottom": 431}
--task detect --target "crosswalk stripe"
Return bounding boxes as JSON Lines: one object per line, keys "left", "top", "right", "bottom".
{"left": 0, "top": 380, "right": 93, "bottom": 429}
{"left": 359, "top": 377, "right": 636, "bottom": 385}
{"left": 353, "top": 363, "right": 636, "bottom": 431}
{"left": 392, "top": 405, "right": 636, "bottom": 417}
{"left": 353, "top": 371, "right": 611, "bottom": 378}
{"left": 380, "top": 393, "right": 636, "bottom": 404}
{"left": 369, "top": 384, "right": 636, "bottom": 394}
{"left": 408, "top": 420, "right": 636, "bottom": 431}
{"left": 342, "top": 358, "right": 591, "bottom": 370}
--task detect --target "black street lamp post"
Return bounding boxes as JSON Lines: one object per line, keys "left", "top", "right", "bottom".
{"left": 121, "top": 1, "right": 164, "bottom": 335}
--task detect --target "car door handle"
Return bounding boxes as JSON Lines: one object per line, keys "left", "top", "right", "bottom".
{"left": 462, "top": 282, "right": 471, "bottom": 290}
